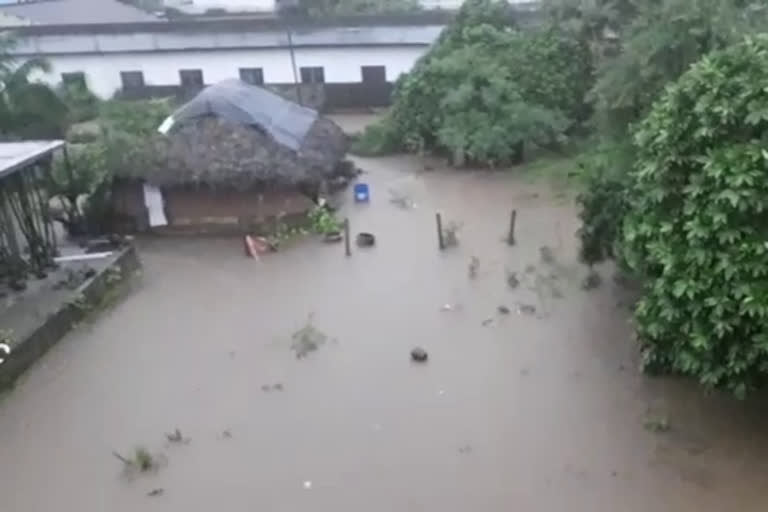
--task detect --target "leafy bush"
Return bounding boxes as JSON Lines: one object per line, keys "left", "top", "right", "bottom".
{"left": 48, "top": 143, "right": 110, "bottom": 236}
{"left": 575, "top": 140, "right": 634, "bottom": 266}
{"left": 355, "top": 0, "right": 591, "bottom": 165}
{"left": 623, "top": 36, "right": 768, "bottom": 396}
{"left": 349, "top": 121, "right": 402, "bottom": 156}
{"left": 59, "top": 82, "right": 100, "bottom": 123}
{"left": 99, "top": 98, "right": 174, "bottom": 137}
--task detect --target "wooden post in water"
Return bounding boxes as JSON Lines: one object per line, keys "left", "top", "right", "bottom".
{"left": 344, "top": 218, "right": 351, "bottom": 257}
{"left": 507, "top": 209, "right": 517, "bottom": 246}
{"left": 436, "top": 213, "right": 445, "bottom": 250}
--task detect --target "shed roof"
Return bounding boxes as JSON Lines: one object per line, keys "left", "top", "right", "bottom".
{"left": 0, "top": 140, "right": 64, "bottom": 180}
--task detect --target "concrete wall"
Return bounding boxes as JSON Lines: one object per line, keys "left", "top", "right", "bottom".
{"left": 37, "top": 45, "right": 429, "bottom": 98}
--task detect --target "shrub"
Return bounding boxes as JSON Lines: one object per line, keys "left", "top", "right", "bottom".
{"left": 354, "top": 0, "right": 591, "bottom": 164}
{"left": 47, "top": 143, "right": 111, "bottom": 236}
{"left": 623, "top": 36, "right": 768, "bottom": 396}
{"left": 59, "top": 82, "right": 100, "bottom": 123}
{"left": 575, "top": 141, "right": 634, "bottom": 266}
{"left": 99, "top": 98, "right": 174, "bottom": 137}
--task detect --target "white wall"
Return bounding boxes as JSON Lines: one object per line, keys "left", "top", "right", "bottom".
{"left": 39, "top": 45, "right": 429, "bottom": 97}
{"left": 164, "top": 0, "right": 275, "bottom": 13}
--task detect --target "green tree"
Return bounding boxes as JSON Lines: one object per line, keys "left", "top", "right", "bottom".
{"left": 297, "top": 0, "right": 420, "bottom": 16}
{"left": 0, "top": 36, "right": 68, "bottom": 139}
{"left": 623, "top": 36, "right": 768, "bottom": 396}
{"left": 574, "top": 0, "right": 768, "bottom": 269}
{"left": 354, "top": 0, "right": 592, "bottom": 164}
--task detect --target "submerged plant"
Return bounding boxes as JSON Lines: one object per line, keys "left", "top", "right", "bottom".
{"left": 291, "top": 314, "right": 329, "bottom": 359}
{"left": 113, "top": 447, "right": 158, "bottom": 472}
{"left": 307, "top": 204, "right": 342, "bottom": 236}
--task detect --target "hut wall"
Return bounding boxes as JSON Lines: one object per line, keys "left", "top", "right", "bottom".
{"left": 111, "top": 181, "right": 314, "bottom": 234}
{"left": 164, "top": 187, "right": 314, "bottom": 230}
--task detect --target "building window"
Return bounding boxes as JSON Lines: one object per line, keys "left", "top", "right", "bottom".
{"left": 61, "top": 72, "right": 86, "bottom": 88}
{"left": 120, "top": 71, "right": 145, "bottom": 90}
{"left": 239, "top": 67, "right": 264, "bottom": 86}
{"left": 361, "top": 66, "right": 386, "bottom": 83}
{"left": 300, "top": 66, "right": 325, "bottom": 84}
{"left": 179, "top": 69, "right": 204, "bottom": 88}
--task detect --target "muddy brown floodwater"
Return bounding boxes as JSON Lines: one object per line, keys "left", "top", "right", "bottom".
{"left": 3, "top": 116, "right": 768, "bottom": 511}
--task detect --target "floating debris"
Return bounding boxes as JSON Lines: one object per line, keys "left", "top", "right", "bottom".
{"left": 440, "top": 303, "right": 462, "bottom": 312}
{"left": 468, "top": 257, "right": 480, "bottom": 279}
{"left": 506, "top": 269, "right": 519, "bottom": 289}
{"left": 356, "top": 232, "right": 376, "bottom": 247}
{"left": 147, "top": 488, "right": 164, "bottom": 497}
{"left": 389, "top": 189, "right": 415, "bottom": 209}
{"left": 303, "top": 481, "right": 313, "bottom": 490}
{"left": 442, "top": 221, "right": 462, "bottom": 248}
{"left": 539, "top": 245, "right": 556, "bottom": 264}
{"left": 525, "top": 264, "right": 537, "bottom": 274}
{"left": 582, "top": 270, "right": 602, "bottom": 290}
{"left": 458, "top": 445, "right": 473, "bottom": 454}
{"left": 410, "top": 347, "right": 429, "bottom": 363}
{"left": 291, "top": 315, "right": 329, "bottom": 359}
{"left": 481, "top": 317, "right": 494, "bottom": 327}
{"left": 165, "top": 428, "right": 190, "bottom": 444}
{"left": 497, "top": 305, "right": 511, "bottom": 315}
{"left": 644, "top": 416, "right": 671, "bottom": 433}
{"left": 517, "top": 304, "right": 537, "bottom": 316}
{"left": 112, "top": 447, "right": 160, "bottom": 473}
{"left": 221, "top": 430, "right": 233, "bottom": 439}
{"left": 273, "top": 383, "right": 284, "bottom": 391}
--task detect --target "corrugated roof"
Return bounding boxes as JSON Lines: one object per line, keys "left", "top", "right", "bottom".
{"left": 0, "top": 140, "right": 64, "bottom": 180}
{"left": 0, "top": 0, "right": 161, "bottom": 26}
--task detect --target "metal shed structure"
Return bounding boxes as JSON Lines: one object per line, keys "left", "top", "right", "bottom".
{"left": 0, "top": 141, "right": 64, "bottom": 287}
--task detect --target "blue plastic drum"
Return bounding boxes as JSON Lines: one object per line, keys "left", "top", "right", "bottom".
{"left": 354, "top": 183, "right": 370, "bottom": 203}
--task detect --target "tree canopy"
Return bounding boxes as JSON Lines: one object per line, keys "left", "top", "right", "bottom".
{"left": 0, "top": 36, "right": 68, "bottom": 140}
{"left": 353, "top": 0, "right": 592, "bottom": 165}
{"left": 623, "top": 36, "right": 768, "bottom": 396}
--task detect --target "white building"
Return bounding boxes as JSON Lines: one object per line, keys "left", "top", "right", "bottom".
{"left": 0, "top": 0, "right": 539, "bottom": 108}
{"left": 162, "top": 0, "right": 467, "bottom": 15}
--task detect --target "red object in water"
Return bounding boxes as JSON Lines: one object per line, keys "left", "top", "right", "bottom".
{"left": 244, "top": 235, "right": 270, "bottom": 259}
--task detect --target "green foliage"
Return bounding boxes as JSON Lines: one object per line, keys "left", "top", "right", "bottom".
{"left": 356, "top": 0, "right": 592, "bottom": 164}
{"left": 48, "top": 143, "right": 112, "bottom": 235}
{"left": 572, "top": 0, "right": 768, "bottom": 269}
{"left": 99, "top": 98, "right": 174, "bottom": 137}
{"left": 349, "top": 121, "right": 402, "bottom": 156}
{"left": 307, "top": 204, "right": 342, "bottom": 235}
{"left": 591, "top": 0, "right": 767, "bottom": 135}
{"left": 623, "top": 36, "right": 768, "bottom": 396}
{"left": 297, "top": 0, "right": 420, "bottom": 17}
{"left": 59, "top": 81, "right": 100, "bottom": 123}
{"left": 0, "top": 54, "right": 69, "bottom": 139}
{"left": 575, "top": 141, "right": 634, "bottom": 265}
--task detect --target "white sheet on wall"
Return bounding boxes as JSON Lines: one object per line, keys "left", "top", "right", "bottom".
{"left": 143, "top": 184, "right": 168, "bottom": 227}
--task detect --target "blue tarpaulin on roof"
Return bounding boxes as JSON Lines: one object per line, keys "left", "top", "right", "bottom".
{"left": 167, "top": 79, "right": 318, "bottom": 151}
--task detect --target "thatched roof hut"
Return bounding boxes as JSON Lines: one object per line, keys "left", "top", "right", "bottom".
{"left": 121, "top": 79, "right": 350, "bottom": 191}
{"left": 109, "top": 81, "right": 353, "bottom": 234}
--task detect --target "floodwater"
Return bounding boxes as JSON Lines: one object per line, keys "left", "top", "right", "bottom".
{"left": 2, "top": 118, "right": 768, "bottom": 511}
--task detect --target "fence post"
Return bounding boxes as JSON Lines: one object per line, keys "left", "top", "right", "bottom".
{"left": 507, "top": 209, "right": 517, "bottom": 246}
{"left": 436, "top": 213, "right": 445, "bottom": 250}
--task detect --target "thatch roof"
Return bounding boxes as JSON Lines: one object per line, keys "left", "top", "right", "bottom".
{"left": 117, "top": 80, "right": 349, "bottom": 190}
